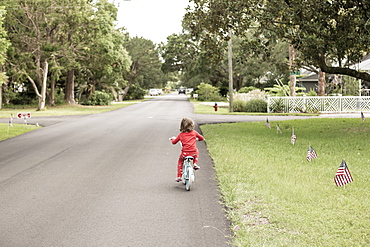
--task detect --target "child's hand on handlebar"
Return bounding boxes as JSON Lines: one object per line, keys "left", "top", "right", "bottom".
{"left": 169, "top": 136, "right": 176, "bottom": 140}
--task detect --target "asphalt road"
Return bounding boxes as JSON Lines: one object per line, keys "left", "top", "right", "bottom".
{"left": 0, "top": 94, "right": 361, "bottom": 246}
{"left": 0, "top": 94, "right": 231, "bottom": 247}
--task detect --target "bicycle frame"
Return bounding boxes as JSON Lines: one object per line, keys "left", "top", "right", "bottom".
{"left": 182, "top": 156, "right": 195, "bottom": 191}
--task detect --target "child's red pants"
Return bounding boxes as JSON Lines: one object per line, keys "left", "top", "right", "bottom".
{"left": 177, "top": 152, "right": 198, "bottom": 177}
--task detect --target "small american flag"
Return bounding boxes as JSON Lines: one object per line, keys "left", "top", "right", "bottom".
{"left": 265, "top": 118, "right": 271, "bottom": 129}
{"left": 306, "top": 146, "right": 317, "bottom": 162}
{"left": 334, "top": 159, "right": 353, "bottom": 187}
{"left": 276, "top": 124, "right": 282, "bottom": 134}
{"left": 291, "top": 128, "right": 296, "bottom": 145}
{"left": 361, "top": 112, "right": 365, "bottom": 121}
{"left": 9, "top": 114, "right": 13, "bottom": 127}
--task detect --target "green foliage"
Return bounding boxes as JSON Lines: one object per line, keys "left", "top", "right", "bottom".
{"left": 265, "top": 80, "right": 306, "bottom": 96}
{"left": 245, "top": 99, "right": 267, "bottom": 112}
{"left": 52, "top": 90, "right": 65, "bottom": 105}
{"left": 202, "top": 118, "right": 370, "bottom": 246}
{"left": 184, "top": 0, "right": 370, "bottom": 82}
{"left": 306, "top": 89, "right": 317, "bottom": 96}
{"left": 81, "top": 90, "right": 111, "bottom": 106}
{"left": 233, "top": 99, "right": 267, "bottom": 112}
{"left": 3, "top": 0, "right": 132, "bottom": 107}
{"left": 0, "top": 7, "right": 10, "bottom": 66}
{"left": 5, "top": 91, "right": 38, "bottom": 106}
{"left": 232, "top": 100, "right": 246, "bottom": 112}
{"left": 124, "top": 84, "right": 146, "bottom": 100}
{"left": 195, "top": 82, "right": 223, "bottom": 101}
{"left": 269, "top": 98, "right": 286, "bottom": 113}
{"left": 238, "top": 86, "right": 258, "bottom": 93}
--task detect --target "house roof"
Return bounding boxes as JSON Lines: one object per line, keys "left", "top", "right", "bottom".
{"left": 298, "top": 74, "right": 318, "bottom": 82}
{"left": 350, "top": 54, "right": 370, "bottom": 71}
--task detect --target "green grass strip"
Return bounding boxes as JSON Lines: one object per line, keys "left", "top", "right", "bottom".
{"left": 0, "top": 123, "right": 40, "bottom": 141}
{"left": 0, "top": 100, "right": 144, "bottom": 118}
{"left": 201, "top": 118, "right": 370, "bottom": 246}
{"left": 191, "top": 100, "right": 318, "bottom": 116}
{"left": 0, "top": 101, "right": 144, "bottom": 141}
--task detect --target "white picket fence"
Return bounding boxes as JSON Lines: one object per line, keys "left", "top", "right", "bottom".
{"left": 267, "top": 96, "right": 370, "bottom": 113}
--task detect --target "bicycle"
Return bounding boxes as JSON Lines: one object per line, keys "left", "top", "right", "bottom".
{"left": 181, "top": 156, "right": 195, "bottom": 191}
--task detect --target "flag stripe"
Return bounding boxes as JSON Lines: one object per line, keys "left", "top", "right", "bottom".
{"left": 306, "top": 146, "right": 317, "bottom": 162}
{"left": 334, "top": 160, "right": 353, "bottom": 187}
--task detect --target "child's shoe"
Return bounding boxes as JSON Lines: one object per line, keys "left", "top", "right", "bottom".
{"left": 175, "top": 177, "right": 182, "bottom": 182}
{"left": 193, "top": 164, "right": 200, "bottom": 170}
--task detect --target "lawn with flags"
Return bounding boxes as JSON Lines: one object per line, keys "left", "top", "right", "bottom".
{"left": 0, "top": 123, "right": 39, "bottom": 141}
{"left": 201, "top": 118, "right": 369, "bottom": 246}
{"left": 306, "top": 145, "right": 317, "bottom": 162}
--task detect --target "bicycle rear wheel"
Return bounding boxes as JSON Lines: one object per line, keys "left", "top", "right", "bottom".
{"left": 185, "top": 167, "right": 194, "bottom": 191}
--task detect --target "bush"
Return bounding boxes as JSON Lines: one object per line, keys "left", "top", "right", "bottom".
{"left": 81, "top": 91, "right": 111, "bottom": 105}
{"left": 196, "top": 82, "right": 224, "bottom": 101}
{"left": 306, "top": 89, "right": 317, "bottom": 96}
{"left": 233, "top": 100, "right": 246, "bottom": 112}
{"left": 238, "top": 86, "right": 258, "bottom": 93}
{"left": 53, "top": 90, "right": 65, "bottom": 105}
{"left": 125, "top": 85, "right": 146, "bottom": 100}
{"left": 245, "top": 99, "right": 267, "bottom": 112}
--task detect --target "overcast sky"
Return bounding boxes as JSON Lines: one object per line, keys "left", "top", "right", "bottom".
{"left": 115, "top": 0, "right": 190, "bottom": 44}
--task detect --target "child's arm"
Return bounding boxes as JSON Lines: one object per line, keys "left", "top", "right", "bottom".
{"left": 170, "top": 135, "right": 180, "bottom": 144}
{"left": 195, "top": 131, "right": 205, "bottom": 141}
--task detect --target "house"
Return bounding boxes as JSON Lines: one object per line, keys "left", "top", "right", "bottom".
{"left": 297, "top": 73, "right": 318, "bottom": 92}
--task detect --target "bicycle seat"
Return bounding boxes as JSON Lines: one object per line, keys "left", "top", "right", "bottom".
{"left": 184, "top": 156, "right": 194, "bottom": 160}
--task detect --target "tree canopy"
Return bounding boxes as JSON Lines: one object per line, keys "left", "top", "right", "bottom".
{"left": 184, "top": 0, "right": 370, "bottom": 82}
{"left": 0, "top": 0, "right": 167, "bottom": 108}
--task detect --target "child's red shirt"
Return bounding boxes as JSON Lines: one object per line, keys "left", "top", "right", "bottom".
{"left": 172, "top": 130, "right": 204, "bottom": 153}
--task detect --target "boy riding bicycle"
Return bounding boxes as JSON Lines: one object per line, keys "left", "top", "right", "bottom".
{"left": 170, "top": 118, "right": 205, "bottom": 182}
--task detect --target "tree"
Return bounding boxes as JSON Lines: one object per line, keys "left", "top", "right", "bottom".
{"left": 0, "top": 7, "right": 10, "bottom": 109}
{"left": 122, "top": 36, "right": 164, "bottom": 100}
{"left": 4, "top": 0, "right": 58, "bottom": 110}
{"left": 184, "top": 0, "right": 370, "bottom": 83}
{"left": 76, "top": 0, "right": 131, "bottom": 103}
{"left": 160, "top": 32, "right": 289, "bottom": 93}
{"left": 4, "top": 0, "right": 131, "bottom": 107}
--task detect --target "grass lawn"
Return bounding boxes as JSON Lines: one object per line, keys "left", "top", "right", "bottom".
{"left": 0, "top": 100, "right": 144, "bottom": 118}
{"left": 0, "top": 100, "right": 144, "bottom": 141}
{"left": 191, "top": 100, "right": 318, "bottom": 116}
{"left": 0, "top": 123, "right": 40, "bottom": 141}
{"left": 201, "top": 118, "right": 370, "bottom": 246}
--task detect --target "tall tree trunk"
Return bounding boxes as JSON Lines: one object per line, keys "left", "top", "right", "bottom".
{"left": 27, "top": 61, "right": 48, "bottom": 111}
{"left": 65, "top": 69, "right": 75, "bottom": 104}
{"left": 121, "top": 78, "right": 134, "bottom": 100}
{"left": 235, "top": 74, "right": 243, "bottom": 92}
{"left": 289, "top": 44, "right": 296, "bottom": 96}
{"left": 49, "top": 76, "right": 55, "bottom": 106}
{"left": 38, "top": 61, "right": 48, "bottom": 111}
{"left": 318, "top": 69, "right": 326, "bottom": 96}
{"left": 228, "top": 34, "right": 233, "bottom": 112}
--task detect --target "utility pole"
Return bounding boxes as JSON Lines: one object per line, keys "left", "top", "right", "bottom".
{"left": 228, "top": 33, "right": 233, "bottom": 112}
{"left": 289, "top": 44, "right": 296, "bottom": 97}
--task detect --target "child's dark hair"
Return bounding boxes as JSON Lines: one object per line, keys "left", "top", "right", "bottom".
{"left": 180, "top": 118, "right": 194, "bottom": 133}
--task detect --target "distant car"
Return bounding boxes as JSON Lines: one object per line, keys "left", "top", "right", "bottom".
{"left": 149, "top": 89, "right": 159, "bottom": 96}
{"left": 178, "top": 88, "right": 186, "bottom": 94}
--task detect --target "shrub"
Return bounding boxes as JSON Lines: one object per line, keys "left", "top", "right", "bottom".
{"left": 238, "top": 86, "right": 258, "bottom": 93}
{"left": 233, "top": 100, "right": 246, "bottom": 112}
{"left": 306, "top": 89, "right": 317, "bottom": 96}
{"left": 196, "top": 82, "right": 223, "bottom": 101}
{"left": 81, "top": 90, "right": 111, "bottom": 105}
{"left": 125, "top": 85, "right": 146, "bottom": 100}
{"left": 245, "top": 99, "right": 267, "bottom": 112}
